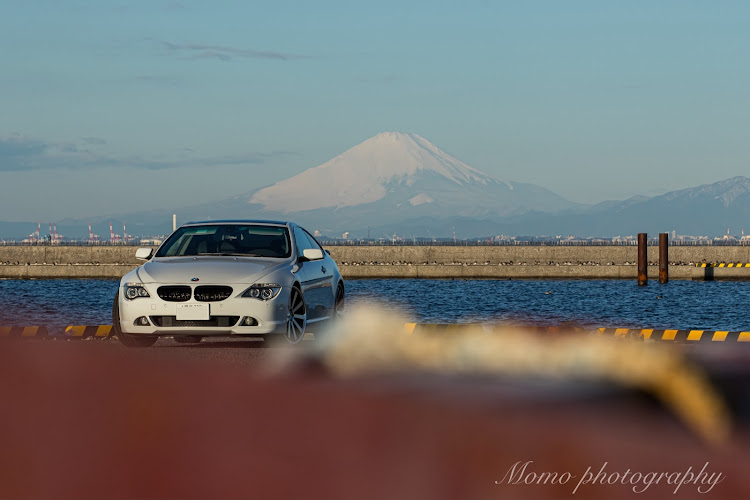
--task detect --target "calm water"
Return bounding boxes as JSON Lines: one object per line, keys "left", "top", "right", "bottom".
{"left": 0, "top": 278, "right": 749, "bottom": 331}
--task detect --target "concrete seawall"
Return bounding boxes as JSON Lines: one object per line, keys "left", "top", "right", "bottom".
{"left": 1, "top": 245, "right": 749, "bottom": 280}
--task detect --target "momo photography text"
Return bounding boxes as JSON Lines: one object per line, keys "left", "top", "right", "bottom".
{"left": 495, "top": 461, "right": 724, "bottom": 495}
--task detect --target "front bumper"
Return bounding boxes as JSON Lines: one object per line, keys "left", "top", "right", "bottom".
{"left": 119, "top": 284, "right": 290, "bottom": 336}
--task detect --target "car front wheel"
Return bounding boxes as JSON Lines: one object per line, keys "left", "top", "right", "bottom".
{"left": 285, "top": 286, "right": 307, "bottom": 344}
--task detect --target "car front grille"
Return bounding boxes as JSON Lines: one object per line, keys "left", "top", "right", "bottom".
{"left": 149, "top": 316, "right": 240, "bottom": 328}
{"left": 194, "top": 285, "right": 233, "bottom": 302}
{"left": 157, "top": 286, "right": 192, "bottom": 302}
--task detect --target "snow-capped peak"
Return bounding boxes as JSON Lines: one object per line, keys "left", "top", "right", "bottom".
{"left": 250, "top": 131, "right": 510, "bottom": 213}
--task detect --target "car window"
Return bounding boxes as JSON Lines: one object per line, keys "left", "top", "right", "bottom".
{"left": 300, "top": 228, "right": 322, "bottom": 251}
{"left": 293, "top": 226, "right": 315, "bottom": 256}
{"left": 156, "top": 225, "right": 291, "bottom": 258}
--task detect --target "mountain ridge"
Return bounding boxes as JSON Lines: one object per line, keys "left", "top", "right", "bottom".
{"left": 2, "top": 131, "right": 749, "bottom": 239}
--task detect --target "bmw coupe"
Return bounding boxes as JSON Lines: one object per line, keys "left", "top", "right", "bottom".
{"left": 113, "top": 220, "right": 344, "bottom": 347}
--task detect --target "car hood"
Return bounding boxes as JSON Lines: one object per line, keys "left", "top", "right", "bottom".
{"left": 137, "top": 257, "right": 288, "bottom": 284}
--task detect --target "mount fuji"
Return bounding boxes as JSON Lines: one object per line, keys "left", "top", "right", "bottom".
{"left": 101, "top": 131, "right": 580, "bottom": 238}
{"left": 26, "top": 132, "right": 580, "bottom": 239}
{"left": 250, "top": 132, "right": 573, "bottom": 215}
{"left": 213, "top": 131, "right": 576, "bottom": 235}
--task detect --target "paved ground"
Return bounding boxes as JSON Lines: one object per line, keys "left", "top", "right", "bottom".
{"left": 140, "top": 335, "right": 282, "bottom": 365}
{"left": 26, "top": 333, "right": 319, "bottom": 366}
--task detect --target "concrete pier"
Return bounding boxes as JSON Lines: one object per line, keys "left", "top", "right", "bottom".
{"left": 1, "top": 245, "right": 749, "bottom": 280}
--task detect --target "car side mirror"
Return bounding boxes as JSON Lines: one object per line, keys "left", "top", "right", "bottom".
{"left": 135, "top": 247, "right": 153, "bottom": 260}
{"left": 301, "top": 248, "right": 324, "bottom": 262}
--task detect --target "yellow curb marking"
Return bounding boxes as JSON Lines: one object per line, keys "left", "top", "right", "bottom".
{"left": 65, "top": 325, "right": 86, "bottom": 337}
{"left": 22, "top": 326, "right": 39, "bottom": 337}
{"left": 712, "top": 331, "right": 728, "bottom": 341}
{"left": 95, "top": 325, "right": 112, "bottom": 337}
{"left": 687, "top": 330, "right": 703, "bottom": 341}
{"left": 662, "top": 329, "right": 678, "bottom": 341}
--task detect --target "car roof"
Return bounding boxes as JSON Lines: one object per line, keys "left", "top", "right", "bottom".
{"left": 182, "top": 219, "right": 291, "bottom": 227}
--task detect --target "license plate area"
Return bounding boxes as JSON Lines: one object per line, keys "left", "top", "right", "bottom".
{"left": 176, "top": 304, "right": 210, "bottom": 320}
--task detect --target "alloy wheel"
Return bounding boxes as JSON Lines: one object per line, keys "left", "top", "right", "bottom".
{"left": 286, "top": 287, "right": 307, "bottom": 343}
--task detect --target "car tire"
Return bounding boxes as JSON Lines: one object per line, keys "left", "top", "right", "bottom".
{"left": 113, "top": 291, "right": 157, "bottom": 348}
{"left": 284, "top": 285, "right": 307, "bottom": 344}
{"left": 334, "top": 283, "right": 345, "bottom": 320}
{"left": 174, "top": 335, "right": 202, "bottom": 344}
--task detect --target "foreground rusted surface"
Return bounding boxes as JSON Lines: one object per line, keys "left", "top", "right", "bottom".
{"left": 1, "top": 336, "right": 749, "bottom": 500}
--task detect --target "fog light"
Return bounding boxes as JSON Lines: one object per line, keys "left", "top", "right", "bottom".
{"left": 133, "top": 316, "right": 150, "bottom": 326}
{"left": 241, "top": 317, "right": 258, "bottom": 326}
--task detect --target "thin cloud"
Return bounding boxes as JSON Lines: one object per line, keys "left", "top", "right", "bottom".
{"left": 162, "top": 41, "right": 307, "bottom": 61}
{"left": 0, "top": 135, "right": 115, "bottom": 171}
{"left": 0, "top": 134, "right": 296, "bottom": 172}
{"left": 0, "top": 135, "right": 47, "bottom": 168}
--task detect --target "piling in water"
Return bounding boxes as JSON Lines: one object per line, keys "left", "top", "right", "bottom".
{"left": 659, "top": 232, "right": 669, "bottom": 284}
{"left": 638, "top": 233, "right": 647, "bottom": 286}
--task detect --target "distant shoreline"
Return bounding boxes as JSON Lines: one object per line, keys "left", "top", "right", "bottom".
{"left": 2, "top": 245, "right": 749, "bottom": 280}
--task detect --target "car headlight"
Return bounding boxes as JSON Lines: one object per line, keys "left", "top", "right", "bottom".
{"left": 124, "top": 283, "right": 150, "bottom": 300}
{"left": 242, "top": 283, "right": 281, "bottom": 300}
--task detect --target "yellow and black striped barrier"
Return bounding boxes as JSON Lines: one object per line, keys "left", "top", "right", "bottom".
{"left": 595, "top": 327, "right": 750, "bottom": 342}
{"left": 0, "top": 325, "right": 114, "bottom": 339}
{"left": 0, "top": 326, "right": 51, "bottom": 338}
{"left": 404, "top": 323, "right": 750, "bottom": 342}
{"left": 3, "top": 323, "right": 750, "bottom": 342}
{"left": 64, "top": 325, "right": 113, "bottom": 339}
{"left": 696, "top": 262, "right": 750, "bottom": 268}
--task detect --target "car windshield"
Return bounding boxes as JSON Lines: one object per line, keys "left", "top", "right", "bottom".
{"left": 155, "top": 224, "right": 291, "bottom": 258}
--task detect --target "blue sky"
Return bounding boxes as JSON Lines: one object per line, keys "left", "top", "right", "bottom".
{"left": 1, "top": 1, "right": 749, "bottom": 222}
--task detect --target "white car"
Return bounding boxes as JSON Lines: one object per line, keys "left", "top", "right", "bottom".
{"left": 113, "top": 220, "right": 344, "bottom": 347}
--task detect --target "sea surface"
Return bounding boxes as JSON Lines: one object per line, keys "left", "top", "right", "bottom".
{"left": 1, "top": 278, "right": 749, "bottom": 331}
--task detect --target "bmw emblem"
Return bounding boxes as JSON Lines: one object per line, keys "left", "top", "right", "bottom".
{"left": 191, "top": 277, "right": 200, "bottom": 282}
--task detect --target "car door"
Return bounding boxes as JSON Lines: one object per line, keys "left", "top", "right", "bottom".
{"left": 307, "top": 232, "right": 336, "bottom": 316}
{"left": 293, "top": 226, "right": 331, "bottom": 321}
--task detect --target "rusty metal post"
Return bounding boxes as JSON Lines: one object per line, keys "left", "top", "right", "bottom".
{"left": 637, "top": 233, "right": 647, "bottom": 286}
{"left": 659, "top": 233, "right": 668, "bottom": 284}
